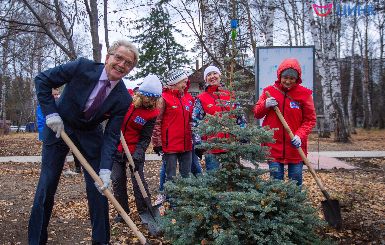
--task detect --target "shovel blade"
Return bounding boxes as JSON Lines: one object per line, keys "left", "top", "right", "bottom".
{"left": 321, "top": 199, "right": 342, "bottom": 229}
{"left": 139, "top": 205, "right": 162, "bottom": 236}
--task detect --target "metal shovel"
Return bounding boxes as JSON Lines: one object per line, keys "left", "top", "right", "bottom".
{"left": 266, "top": 91, "right": 342, "bottom": 229}
{"left": 120, "top": 132, "right": 162, "bottom": 236}
{"left": 60, "top": 131, "right": 148, "bottom": 244}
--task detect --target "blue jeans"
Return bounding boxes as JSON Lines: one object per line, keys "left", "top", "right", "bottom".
{"left": 158, "top": 151, "right": 192, "bottom": 191}
{"left": 205, "top": 153, "right": 220, "bottom": 171}
{"left": 269, "top": 162, "right": 303, "bottom": 186}
{"left": 159, "top": 147, "right": 202, "bottom": 192}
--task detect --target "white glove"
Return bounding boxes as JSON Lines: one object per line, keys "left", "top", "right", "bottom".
{"left": 291, "top": 135, "right": 302, "bottom": 148}
{"left": 46, "top": 114, "right": 64, "bottom": 138}
{"left": 95, "top": 169, "right": 111, "bottom": 194}
{"left": 265, "top": 97, "right": 278, "bottom": 108}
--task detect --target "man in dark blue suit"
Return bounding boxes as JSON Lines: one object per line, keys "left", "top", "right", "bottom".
{"left": 29, "top": 40, "right": 138, "bottom": 245}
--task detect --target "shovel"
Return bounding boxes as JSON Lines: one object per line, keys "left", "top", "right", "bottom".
{"left": 120, "top": 131, "right": 162, "bottom": 236}
{"left": 265, "top": 91, "right": 342, "bottom": 229}
{"left": 60, "top": 131, "right": 148, "bottom": 244}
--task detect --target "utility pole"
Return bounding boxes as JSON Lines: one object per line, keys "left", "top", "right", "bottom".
{"left": 230, "top": 0, "right": 237, "bottom": 88}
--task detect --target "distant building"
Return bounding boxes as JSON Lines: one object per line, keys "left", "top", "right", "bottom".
{"left": 188, "top": 62, "right": 255, "bottom": 97}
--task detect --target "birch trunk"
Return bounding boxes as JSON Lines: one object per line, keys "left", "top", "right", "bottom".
{"left": 362, "top": 14, "right": 372, "bottom": 128}
{"left": 0, "top": 40, "right": 8, "bottom": 134}
{"left": 306, "top": 3, "right": 331, "bottom": 137}
{"left": 348, "top": 15, "right": 357, "bottom": 133}
{"left": 244, "top": 0, "right": 256, "bottom": 55}
{"left": 378, "top": 17, "right": 385, "bottom": 128}
{"left": 103, "top": 0, "right": 110, "bottom": 50}
{"left": 265, "top": 0, "right": 275, "bottom": 46}
{"left": 324, "top": 9, "right": 349, "bottom": 142}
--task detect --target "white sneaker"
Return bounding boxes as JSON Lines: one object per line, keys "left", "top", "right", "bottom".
{"left": 154, "top": 194, "right": 166, "bottom": 205}
{"left": 63, "top": 169, "right": 78, "bottom": 177}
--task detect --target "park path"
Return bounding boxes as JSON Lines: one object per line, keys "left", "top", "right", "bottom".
{"left": 1, "top": 151, "right": 384, "bottom": 170}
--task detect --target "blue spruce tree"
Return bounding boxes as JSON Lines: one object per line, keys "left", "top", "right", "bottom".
{"left": 160, "top": 70, "right": 326, "bottom": 244}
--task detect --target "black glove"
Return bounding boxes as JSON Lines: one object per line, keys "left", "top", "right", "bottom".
{"left": 153, "top": 146, "right": 163, "bottom": 156}
{"left": 132, "top": 151, "right": 144, "bottom": 164}
{"left": 194, "top": 148, "right": 205, "bottom": 159}
{"left": 129, "top": 160, "right": 141, "bottom": 172}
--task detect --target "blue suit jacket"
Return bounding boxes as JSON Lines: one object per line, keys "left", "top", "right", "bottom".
{"left": 35, "top": 57, "right": 132, "bottom": 169}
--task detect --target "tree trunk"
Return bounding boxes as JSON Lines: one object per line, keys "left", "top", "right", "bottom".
{"left": 1, "top": 39, "right": 9, "bottom": 135}
{"left": 265, "top": 0, "right": 275, "bottom": 46}
{"left": 306, "top": 3, "right": 331, "bottom": 137}
{"left": 325, "top": 11, "right": 349, "bottom": 142}
{"left": 362, "top": 14, "right": 372, "bottom": 128}
{"left": 301, "top": 0, "right": 306, "bottom": 45}
{"left": 104, "top": 0, "right": 110, "bottom": 51}
{"left": 84, "top": 0, "right": 101, "bottom": 62}
{"left": 378, "top": 19, "right": 385, "bottom": 128}
{"left": 289, "top": 0, "right": 298, "bottom": 46}
{"left": 348, "top": 15, "right": 357, "bottom": 133}
{"left": 283, "top": 7, "right": 292, "bottom": 46}
{"left": 244, "top": 0, "right": 256, "bottom": 55}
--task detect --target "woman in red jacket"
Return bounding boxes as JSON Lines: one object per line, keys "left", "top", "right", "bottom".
{"left": 254, "top": 58, "right": 316, "bottom": 186}
{"left": 152, "top": 70, "right": 193, "bottom": 186}
{"left": 192, "top": 65, "right": 246, "bottom": 171}
{"left": 111, "top": 74, "right": 162, "bottom": 222}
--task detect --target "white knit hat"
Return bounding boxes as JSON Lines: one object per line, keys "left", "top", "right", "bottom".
{"left": 165, "top": 69, "right": 188, "bottom": 86}
{"left": 138, "top": 74, "right": 162, "bottom": 97}
{"left": 204, "top": 65, "right": 221, "bottom": 82}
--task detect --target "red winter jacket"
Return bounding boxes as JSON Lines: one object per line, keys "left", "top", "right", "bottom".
{"left": 152, "top": 88, "right": 193, "bottom": 153}
{"left": 117, "top": 104, "right": 159, "bottom": 154}
{"left": 254, "top": 58, "right": 316, "bottom": 163}
{"left": 197, "top": 85, "right": 232, "bottom": 153}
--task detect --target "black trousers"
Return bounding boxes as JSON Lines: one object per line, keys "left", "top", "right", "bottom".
{"left": 111, "top": 151, "right": 151, "bottom": 214}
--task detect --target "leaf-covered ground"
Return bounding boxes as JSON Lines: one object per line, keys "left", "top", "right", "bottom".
{"left": 0, "top": 130, "right": 384, "bottom": 244}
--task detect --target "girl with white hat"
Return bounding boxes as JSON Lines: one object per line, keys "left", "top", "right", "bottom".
{"left": 111, "top": 74, "right": 162, "bottom": 222}
{"left": 192, "top": 65, "right": 246, "bottom": 170}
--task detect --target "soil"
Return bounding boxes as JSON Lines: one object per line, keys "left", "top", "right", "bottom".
{"left": 0, "top": 130, "right": 385, "bottom": 244}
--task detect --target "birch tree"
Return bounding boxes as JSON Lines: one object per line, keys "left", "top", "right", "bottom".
{"left": 250, "top": 0, "right": 275, "bottom": 46}
{"left": 374, "top": 5, "right": 385, "bottom": 128}
{"left": 347, "top": 13, "right": 358, "bottom": 133}
{"left": 361, "top": 12, "right": 373, "bottom": 129}
{"left": 306, "top": 2, "right": 349, "bottom": 141}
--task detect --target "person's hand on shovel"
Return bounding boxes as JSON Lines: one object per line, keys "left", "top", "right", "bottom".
{"left": 95, "top": 169, "right": 111, "bottom": 194}
{"left": 291, "top": 135, "right": 302, "bottom": 148}
{"left": 265, "top": 97, "right": 278, "bottom": 108}
{"left": 46, "top": 114, "right": 64, "bottom": 138}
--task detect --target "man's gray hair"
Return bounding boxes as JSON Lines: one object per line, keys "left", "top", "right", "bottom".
{"left": 108, "top": 40, "right": 139, "bottom": 67}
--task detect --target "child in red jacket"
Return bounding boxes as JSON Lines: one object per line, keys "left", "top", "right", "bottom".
{"left": 254, "top": 58, "right": 316, "bottom": 186}
{"left": 152, "top": 70, "right": 193, "bottom": 188}
{"left": 111, "top": 74, "right": 162, "bottom": 222}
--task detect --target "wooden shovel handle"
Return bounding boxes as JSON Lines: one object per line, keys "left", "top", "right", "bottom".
{"left": 265, "top": 91, "right": 331, "bottom": 200}
{"left": 60, "top": 131, "right": 147, "bottom": 244}
{"left": 120, "top": 131, "right": 150, "bottom": 199}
